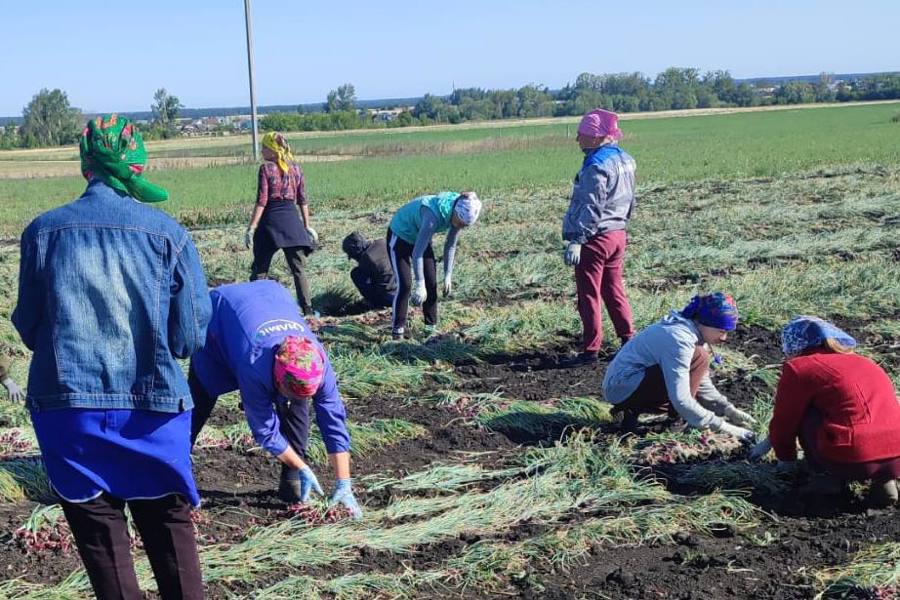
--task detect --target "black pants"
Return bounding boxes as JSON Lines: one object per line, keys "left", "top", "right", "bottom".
{"left": 250, "top": 245, "right": 312, "bottom": 314}
{"left": 350, "top": 266, "right": 394, "bottom": 309}
{"left": 61, "top": 492, "right": 203, "bottom": 600}
{"left": 387, "top": 228, "right": 437, "bottom": 331}
{"left": 188, "top": 366, "right": 311, "bottom": 460}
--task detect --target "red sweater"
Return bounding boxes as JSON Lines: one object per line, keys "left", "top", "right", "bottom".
{"left": 769, "top": 350, "right": 900, "bottom": 463}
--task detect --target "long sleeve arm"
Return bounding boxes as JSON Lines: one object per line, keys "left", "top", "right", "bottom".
{"left": 11, "top": 230, "right": 44, "bottom": 351}
{"left": 562, "top": 165, "right": 608, "bottom": 244}
{"left": 256, "top": 165, "right": 269, "bottom": 207}
{"left": 411, "top": 206, "right": 438, "bottom": 283}
{"left": 695, "top": 370, "right": 734, "bottom": 416}
{"left": 168, "top": 233, "right": 212, "bottom": 359}
{"left": 312, "top": 359, "right": 351, "bottom": 454}
{"left": 658, "top": 341, "right": 723, "bottom": 429}
{"left": 443, "top": 226, "right": 461, "bottom": 279}
{"left": 768, "top": 363, "right": 813, "bottom": 461}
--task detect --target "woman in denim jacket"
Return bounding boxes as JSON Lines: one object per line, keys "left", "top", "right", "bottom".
{"left": 13, "top": 115, "right": 211, "bottom": 600}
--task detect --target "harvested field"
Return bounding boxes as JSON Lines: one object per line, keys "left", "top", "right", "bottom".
{"left": 0, "top": 108, "right": 898, "bottom": 598}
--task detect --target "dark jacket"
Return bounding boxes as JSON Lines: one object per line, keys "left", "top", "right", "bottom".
{"left": 343, "top": 232, "right": 396, "bottom": 293}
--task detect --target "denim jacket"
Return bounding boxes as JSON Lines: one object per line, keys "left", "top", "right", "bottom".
{"left": 12, "top": 180, "right": 212, "bottom": 413}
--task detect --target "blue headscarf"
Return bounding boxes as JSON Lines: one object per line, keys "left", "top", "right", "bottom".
{"left": 781, "top": 316, "right": 857, "bottom": 357}
{"left": 681, "top": 293, "right": 739, "bottom": 331}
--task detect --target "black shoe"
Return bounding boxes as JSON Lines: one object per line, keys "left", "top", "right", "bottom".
{"left": 279, "top": 469, "right": 302, "bottom": 503}
{"left": 611, "top": 406, "right": 639, "bottom": 432}
{"left": 559, "top": 352, "right": 599, "bottom": 368}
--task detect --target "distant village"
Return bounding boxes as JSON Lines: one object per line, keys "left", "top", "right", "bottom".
{"left": 138, "top": 107, "right": 411, "bottom": 137}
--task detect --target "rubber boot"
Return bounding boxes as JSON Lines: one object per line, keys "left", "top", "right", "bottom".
{"left": 867, "top": 478, "right": 899, "bottom": 508}
{"left": 279, "top": 466, "right": 302, "bottom": 503}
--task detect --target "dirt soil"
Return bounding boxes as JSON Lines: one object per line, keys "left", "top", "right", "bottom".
{"left": 1, "top": 323, "right": 897, "bottom": 598}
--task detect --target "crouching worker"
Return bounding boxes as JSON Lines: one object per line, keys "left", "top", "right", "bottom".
{"left": 749, "top": 317, "right": 900, "bottom": 508}
{"left": 189, "top": 280, "right": 362, "bottom": 518}
{"left": 602, "top": 292, "right": 756, "bottom": 442}
{"left": 387, "top": 191, "right": 482, "bottom": 339}
{"left": 342, "top": 231, "right": 396, "bottom": 309}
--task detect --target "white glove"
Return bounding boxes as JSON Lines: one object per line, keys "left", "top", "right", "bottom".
{"left": 244, "top": 227, "right": 255, "bottom": 250}
{"left": 2, "top": 378, "right": 23, "bottom": 403}
{"left": 724, "top": 405, "right": 757, "bottom": 428}
{"left": 714, "top": 421, "right": 756, "bottom": 444}
{"left": 747, "top": 437, "right": 772, "bottom": 461}
{"left": 306, "top": 226, "right": 318, "bottom": 244}
{"left": 564, "top": 242, "right": 582, "bottom": 267}
{"left": 442, "top": 276, "right": 452, "bottom": 297}
{"left": 410, "top": 280, "right": 428, "bottom": 306}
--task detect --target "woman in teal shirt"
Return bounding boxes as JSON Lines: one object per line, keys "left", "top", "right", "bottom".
{"left": 386, "top": 191, "right": 482, "bottom": 339}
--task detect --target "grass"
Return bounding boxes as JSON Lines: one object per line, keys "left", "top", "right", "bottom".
{"left": 815, "top": 542, "right": 900, "bottom": 599}
{"left": 1, "top": 102, "right": 899, "bottom": 236}
{"left": 0, "top": 100, "right": 898, "bottom": 598}
{"left": 0, "top": 458, "right": 51, "bottom": 503}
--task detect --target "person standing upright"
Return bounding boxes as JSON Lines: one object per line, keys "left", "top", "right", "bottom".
{"left": 561, "top": 109, "right": 637, "bottom": 367}
{"left": 13, "top": 115, "right": 211, "bottom": 600}
{"left": 245, "top": 132, "right": 318, "bottom": 315}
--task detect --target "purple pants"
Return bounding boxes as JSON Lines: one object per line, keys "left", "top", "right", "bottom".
{"left": 800, "top": 409, "right": 900, "bottom": 480}
{"left": 575, "top": 230, "right": 635, "bottom": 353}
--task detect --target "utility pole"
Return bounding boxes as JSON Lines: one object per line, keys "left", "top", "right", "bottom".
{"left": 244, "top": 0, "right": 259, "bottom": 160}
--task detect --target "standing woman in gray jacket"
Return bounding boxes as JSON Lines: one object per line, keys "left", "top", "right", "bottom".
{"left": 561, "top": 109, "right": 637, "bottom": 366}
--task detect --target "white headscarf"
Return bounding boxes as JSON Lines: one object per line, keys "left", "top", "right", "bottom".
{"left": 454, "top": 192, "right": 482, "bottom": 226}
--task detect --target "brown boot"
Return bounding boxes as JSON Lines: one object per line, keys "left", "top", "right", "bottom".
{"left": 867, "top": 478, "right": 899, "bottom": 508}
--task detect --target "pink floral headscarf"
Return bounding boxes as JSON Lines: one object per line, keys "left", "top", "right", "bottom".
{"left": 273, "top": 337, "right": 325, "bottom": 399}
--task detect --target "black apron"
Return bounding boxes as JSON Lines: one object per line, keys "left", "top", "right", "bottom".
{"left": 255, "top": 200, "right": 312, "bottom": 251}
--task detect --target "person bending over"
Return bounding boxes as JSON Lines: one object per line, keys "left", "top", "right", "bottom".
{"left": 189, "top": 280, "right": 361, "bottom": 518}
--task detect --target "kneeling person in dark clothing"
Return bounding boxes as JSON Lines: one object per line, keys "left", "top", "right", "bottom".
{"left": 342, "top": 231, "right": 396, "bottom": 309}
{"left": 189, "top": 280, "right": 362, "bottom": 518}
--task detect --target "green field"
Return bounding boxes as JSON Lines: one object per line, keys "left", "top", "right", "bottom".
{"left": 0, "top": 103, "right": 898, "bottom": 598}
{"left": 1, "top": 102, "right": 898, "bottom": 237}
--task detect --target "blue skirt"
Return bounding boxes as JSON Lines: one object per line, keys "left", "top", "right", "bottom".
{"left": 31, "top": 408, "right": 199, "bottom": 507}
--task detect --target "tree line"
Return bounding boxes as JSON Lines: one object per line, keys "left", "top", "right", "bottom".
{"left": 3, "top": 70, "right": 900, "bottom": 149}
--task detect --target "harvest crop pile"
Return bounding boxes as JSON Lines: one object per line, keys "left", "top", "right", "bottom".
{"left": 0, "top": 104, "right": 897, "bottom": 598}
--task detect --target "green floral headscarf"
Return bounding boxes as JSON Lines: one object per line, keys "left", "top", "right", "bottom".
{"left": 79, "top": 114, "right": 168, "bottom": 203}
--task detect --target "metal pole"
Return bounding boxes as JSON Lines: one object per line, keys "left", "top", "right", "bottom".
{"left": 244, "top": 0, "right": 259, "bottom": 161}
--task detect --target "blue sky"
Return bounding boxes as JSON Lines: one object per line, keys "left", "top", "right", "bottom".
{"left": 1, "top": 0, "right": 897, "bottom": 116}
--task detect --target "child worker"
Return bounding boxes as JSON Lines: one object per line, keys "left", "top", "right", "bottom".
{"left": 560, "top": 108, "right": 637, "bottom": 367}
{"left": 188, "top": 280, "right": 362, "bottom": 518}
{"left": 602, "top": 292, "right": 757, "bottom": 442}
{"left": 386, "top": 191, "right": 482, "bottom": 339}
{"left": 749, "top": 316, "right": 900, "bottom": 508}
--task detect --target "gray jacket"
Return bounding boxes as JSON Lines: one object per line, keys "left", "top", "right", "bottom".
{"left": 562, "top": 144, "right": 636, "bottom": 244}
{"left": 602, "top": 311, "right": 734, "bottom": 429}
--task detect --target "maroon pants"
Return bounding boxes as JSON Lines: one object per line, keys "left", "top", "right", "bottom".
{"left": 61, "top": 493, "right": 203, "bottom": 600}
{"left": 575, "top": 230, "right": 635, "bottom": 353}
{"left": 799, "top": 409, "right": 900, "bottom": 481}
{"left": 615, "top": 346, "right": 709, "bottom": 416}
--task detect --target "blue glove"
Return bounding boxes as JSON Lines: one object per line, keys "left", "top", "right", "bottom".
{"left": 299, "top": 466, "right": 324, "bottom": 503}
{"left": 329, "top": 478, "right": 363, "bottom": 520}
